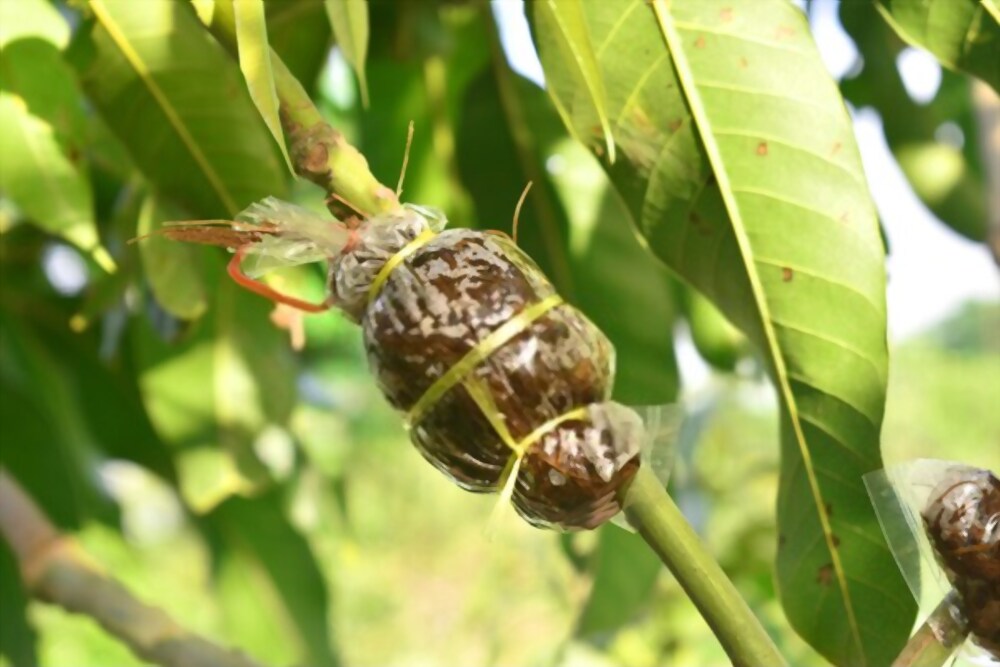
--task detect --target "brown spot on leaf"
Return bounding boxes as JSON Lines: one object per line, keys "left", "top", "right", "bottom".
{"left": 781, "top": 267, "right": 793, "bottom": 282}
{"left": 668, "top": 118, "right": 683, "bottom": 133}
{"left": 825, "top": 502, "right": 834, "bottom": 517}
{"left": 689, "top": 211, "right": 701, "bottom": 224}
{"left": 838, "top": 211, "right": 850, "bottom": 223}
{"left": 775, "top": 25, "right": 796, "bottom": 40}
{"left": 738, "top": 56, "right": 749, "bottom": 68}
{"left": 778, "top": 534, "right": 787, "bottom": 547}
{"left": 830, "top": 141, "right": 842, "bottom": 156}
{"left": 720, "top": 7, "right": 734, "bottom": 22}
{"left": 694, "top": 36, "right": 706, "bottom": 48}
{"left": 756, "top": 141, "right": 769, "bottom": 156}
{"left": 831, "top": 534, "right": 841, "bottom": 548}
{"left": 816, "top": 563, "right": 834, "bottom": 586}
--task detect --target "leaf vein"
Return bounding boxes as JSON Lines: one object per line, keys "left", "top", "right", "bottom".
{"left": 672, "top": 20, "right": 813, "bottom": 56}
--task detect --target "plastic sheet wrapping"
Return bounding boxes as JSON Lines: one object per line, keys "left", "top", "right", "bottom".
{"left": 174, "top": 198, "right": 669, "bottom": 531}
{"left": 236, "top": 197, "right": 350, "bottom": 276}
{"left": 865, "top": 460, "right": 1000, "bottom": 664}
{"left": 355, "top": 215, "right": 641, "bottom": 530}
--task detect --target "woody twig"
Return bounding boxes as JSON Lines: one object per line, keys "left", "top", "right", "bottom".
{"left": 0, "top": 469, "right": 264, "bottom": 667}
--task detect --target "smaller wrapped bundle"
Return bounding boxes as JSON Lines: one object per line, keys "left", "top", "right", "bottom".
{"left": 922, "top": 468, "right": 1000, "bottom": 658}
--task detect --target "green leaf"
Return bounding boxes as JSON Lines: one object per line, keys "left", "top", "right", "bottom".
{"left": 233, "top": 0, "right": 294, "bottom": 172}
{"left": 210, "top": 489, "right": 339, "bottom": 666}
{"left": 0, "top": 0, "right": 69, "bottom": 48}
{"left": 0, "top": 38, "right": 90, "bottom": 147}
{"left": 576, "top": 527, "right": 661, "bottom": 640}
{"left": 70, "top": 0, "right": 287, "bottom": 218}
{"left": 359, "top": 2, "right": 490, "bottom": 222}
{"left": 0, "top": 93, "right": 114, "bottom": 272}
{"left": 265, "top": 0, "right": 330, "bottom": 92}
{"left": 841, "top": 2, "right": 990, "bottom": 243}
{"left": 136, "top": 193, "right": 209, "bottom": 320}
{"left": 875, "top": 0, "right": 1000, "bottom": 92}
{"left": 685, "top": 288, "right": 747, "bottom": 372}
{"left": 134, "top": 276, "right": 297, "bottom": 509}
{"left": 324, "top": 0, "right": 370, "bottom": 107}
{"left": 531, "top": 0, "right": 915, "bottom": 663}
{"left": 532, "top": 0, "right": 616, "bottom": 162}
{"left": 0, "top": 541, "right": 37, "bottom": 667}
{"left": 549, "top": 139, "right": 679, "bottom": 404}
{"left": 0, "top": 313, "right": 114, "bottom": 529}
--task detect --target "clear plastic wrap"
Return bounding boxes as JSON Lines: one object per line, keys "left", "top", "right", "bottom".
{"left": 865, "top": 460, "right": 1000, "bottom": 664}
{"left": 161, "top": 198, "right": 667, "bottom": 531}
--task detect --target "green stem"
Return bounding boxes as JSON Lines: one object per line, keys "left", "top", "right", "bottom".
{"left": 891, "top": 591, "right": 966, "bottom": 667}
{"left": 206, "top": 1, "right": 399, "bottom": 217}
{"left": 623, "top": 467, "right": 786, "bottom": 667}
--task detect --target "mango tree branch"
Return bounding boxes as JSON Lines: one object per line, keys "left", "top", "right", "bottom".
{"left": 0, "top": 468, "right": 264, "bottom": 667}
{"left": 623, "top": 467, "right": 787, "bottom": 667}
{"left": 207, "top": 0, "right": 399, "bottom": 217}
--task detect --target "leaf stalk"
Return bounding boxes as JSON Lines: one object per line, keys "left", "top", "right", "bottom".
{"left": 623, "top": 467, "right": 787, "bottom": 667}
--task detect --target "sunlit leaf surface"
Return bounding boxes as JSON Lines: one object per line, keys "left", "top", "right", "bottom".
{"left": 325, "top": 0, "right": 370, "bottom": 106}
{"left": 0, "top": 93, "right": 112, "bottom": 270}
{"left": 531, "top": 0, "right": 915, "bottom": 662}
{"left": 72, "top": 0, "right": 287, "bottom": 218}
{"left": 876, "top": 0, "right": 1000, "bottom": 92}
{"left": 233, "top": 0, "right": 294, "bottom": 171}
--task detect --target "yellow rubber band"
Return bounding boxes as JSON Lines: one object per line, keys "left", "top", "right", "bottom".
{"left": 406, "top": 294, "right": 564, "bottom": 427}
{"left": 463, "top": 373, "right": 589, "bottom": 502}
{"left": 513, "top": 406, "right": 589, "bottom": 456}
{"left": 366, "top": 227, "right": 437, "bottom": 305}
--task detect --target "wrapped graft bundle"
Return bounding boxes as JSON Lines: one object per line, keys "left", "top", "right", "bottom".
{"left": 922, "top": 468, "right": 1000, "bottom": 659}
{"left": 160, "top": 198, "right": 646, "bottom": 530}
{"left": 865, "top": 461, "right": 1000, "bottom": 663}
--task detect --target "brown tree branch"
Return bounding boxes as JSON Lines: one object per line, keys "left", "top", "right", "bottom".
{"left": 0, "top": 468, "right": 265, "bottom": 667}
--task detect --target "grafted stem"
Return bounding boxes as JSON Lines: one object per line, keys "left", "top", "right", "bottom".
{"left": 207, "top": 0, "right": 400, "bottom": 217}
{"left": 623, "top": 467, "right": 787, "bottom": 667}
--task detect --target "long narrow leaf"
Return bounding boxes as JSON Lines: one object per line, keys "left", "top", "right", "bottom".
{"left": 531, "top": 1, "right": 916, "bottom": 663}
{"left": 533, "top": 0, "right": 616, "bottom": 162}
{"left": 324, "top": 0, "right": 369, "bottom": 106}
{"left": 233, "top": 0, "right": 294, "bottom": 172}
{"left": 73, "top": 0, "right": 286, "bottom": 218}
{"left": 875, "top": 0, "right": 1000, "bottom": 92}
{"left": 0, "top": 94, "right": 113, "bottom": 271}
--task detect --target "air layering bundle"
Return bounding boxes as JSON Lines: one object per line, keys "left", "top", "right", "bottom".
{"left": 159, "top": 198, "right": 647, "bottom": 530}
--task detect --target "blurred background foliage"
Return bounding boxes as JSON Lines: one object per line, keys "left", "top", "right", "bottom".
{"left": 0, "top": 0, "right": 997, "bottom": 666}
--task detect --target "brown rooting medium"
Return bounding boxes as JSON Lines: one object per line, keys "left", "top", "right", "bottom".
{"left": 153, "top": 201, "right": 644, "bottom": 530}
{"left": 922, "top": 468, "right": 1000, "bottom": 658}
{"left": 354, "top": 225, "right": 640, "bottom": 530}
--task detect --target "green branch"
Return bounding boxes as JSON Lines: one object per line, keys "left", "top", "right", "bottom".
{"left": 623, "top": 468, "right": 787, "bottom": 667}
{"left": 207, "top": 0, "right": 399, "bottom": 217}
{"left": 0, "top": 469, "right": 263, "bottom": 667}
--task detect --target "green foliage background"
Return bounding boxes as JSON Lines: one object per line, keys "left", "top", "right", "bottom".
{"left": 0, "top": 0, "right": 997, "bottom": 665}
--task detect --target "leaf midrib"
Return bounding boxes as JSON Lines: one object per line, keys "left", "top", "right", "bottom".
{"left": 650, "top": 0, "right": 864, "bottom": 659}
{"left": 90, "top": 0, "right": 240, "bottom": 216}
